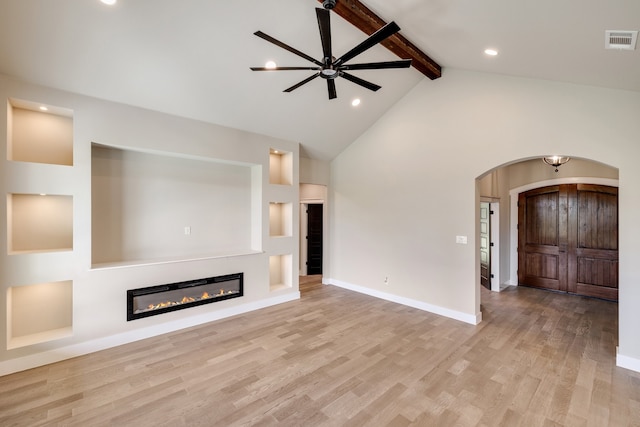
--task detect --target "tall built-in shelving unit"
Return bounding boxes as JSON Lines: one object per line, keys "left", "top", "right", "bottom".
{"left": 268, "top": 149, "right": 295, "bottom": 291}
{"left": 4, "top": 100, "right": 74, "bottom": 349}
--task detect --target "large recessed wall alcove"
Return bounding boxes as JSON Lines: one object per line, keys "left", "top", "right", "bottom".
{"left": 91, "top": 144, "right": 257, "bottom": 267}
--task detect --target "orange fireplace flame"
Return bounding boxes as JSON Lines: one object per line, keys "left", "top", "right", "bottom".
{"left": 141, "top": 287, "right": 238, "bottom": 313}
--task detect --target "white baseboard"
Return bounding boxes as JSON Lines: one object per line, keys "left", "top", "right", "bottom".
{"left": 328, "top": 278, "right": 480, "bottom": 325}
{"left": 0, "top": 292, "right": 299, "bottom": 377}
{"left": 616, "top": 348, "right": 640, "bottom": 373}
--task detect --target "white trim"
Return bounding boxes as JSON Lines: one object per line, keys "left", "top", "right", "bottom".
{"left": 617, "top": 348, "right": 640, "bottom": 373}
{"left": 508, "top": 177, "right": 619, "bottom": 286}
{"left": 490, "top": 202, "right": 500, "bottom": 292}
{"left": 328, "top": 279, "right": 481, "bottom": 325}
{"left": 0, "top": 292, "right": 300, "bottom": 377}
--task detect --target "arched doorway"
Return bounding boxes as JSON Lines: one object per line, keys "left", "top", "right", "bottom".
{"left": 477, "top": 157, "right": 619, "bottom": 296}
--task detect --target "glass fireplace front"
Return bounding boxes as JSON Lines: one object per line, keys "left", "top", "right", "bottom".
{"left": 127, "top": 273, "right": 243, "bottom": 321}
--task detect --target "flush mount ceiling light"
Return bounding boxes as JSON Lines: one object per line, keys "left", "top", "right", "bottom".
{"left": 101, "top": 0, "right": 117, "bottom": 5}
{"left": 543, "top": 156, "right": 570, "bottom": 172}
{"left": 484, "top": 48, "right": 498, "bottom": 56}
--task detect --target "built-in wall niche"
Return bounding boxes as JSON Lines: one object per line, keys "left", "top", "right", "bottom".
{"left": 269, "top": 254, "right": 293, "bottom": 291}
{"left": 7, "top": 193, "right": 73, "bottom": 254}
{"left": 7, "top": 99, "right": 73, "bottom": 166}
{"left": 269, "top": 202, "right": 293, "bottom": 237}
{"left": 7, "top": 280, "right": 73, "bottom": 349}
{"left": 92, "top": 145, "right": 256, "bottom": 266}
{"left": 269, "top": 148, "right": 293, "bottom": 186}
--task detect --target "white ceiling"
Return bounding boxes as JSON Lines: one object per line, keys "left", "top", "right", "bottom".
{"left": 1, "top": 0, "right": 638, "bottom": 160}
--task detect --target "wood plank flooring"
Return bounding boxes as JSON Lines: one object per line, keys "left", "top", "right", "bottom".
{"left": 1, "top": 277, "right": 639, "bottom": 426}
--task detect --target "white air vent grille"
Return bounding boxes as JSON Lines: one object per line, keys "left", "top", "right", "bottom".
{"left": 605, "top": 30, "right": 638, "bottom": 50}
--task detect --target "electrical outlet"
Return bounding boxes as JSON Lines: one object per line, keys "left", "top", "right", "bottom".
{"left": 384, "top": 276, "right": 389, "bottom": 285}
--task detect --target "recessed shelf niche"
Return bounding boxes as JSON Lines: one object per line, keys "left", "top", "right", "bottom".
{"left": 7, "top": 100, "right": 73, "bottom": 166}
{"left": 269, "top": 254, "right": 293, "bottom": 291}
{"left": 7, "top": 280, "right": 73, "bottom": 349}
{"left": 7, "top": 193, "right": 73, "bottom": 254}
{"left": 269, "top": 202, "right": 293, "bottom": 237}
{"left": 269, "top": 149, "right": 292, "bottom": 186}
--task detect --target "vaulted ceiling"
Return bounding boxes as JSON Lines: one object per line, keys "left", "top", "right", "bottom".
{"left": 1, "top": 0, "right": 638, "bottom": 160}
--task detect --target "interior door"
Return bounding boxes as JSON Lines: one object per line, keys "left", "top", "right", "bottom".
{"left": 306, "top": 204, "right": 323, "bottom": 275}
{"left": 569, "top": 184, "right": 618, "bottom": 300}
{"left": 518, "top": 184, "right": 618, "bottom": 300}
{"left": 480, "top": 202, "right": 491, "bottom": 290}
{"left": 518, "top": 185, "right": 568, "bottom": 292}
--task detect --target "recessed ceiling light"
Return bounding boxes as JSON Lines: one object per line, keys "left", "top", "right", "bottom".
{"left": 484, "top": 49, "right": 498, "bottom": 56}
{"left": 101, "top": 0, "right": 117, "bottom": 5}
{"left": 351, "top": 98, "right": 361, "bottom": 107}
{"left": 265, "top": 60, "right": 277, "bottom": 69}
{"left": 39, "top": 106, "right": 48, "bottom": 111}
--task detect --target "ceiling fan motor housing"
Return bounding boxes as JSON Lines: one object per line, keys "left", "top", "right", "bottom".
{"left": 322, "top": 0, "right": 337, "bottom": 9}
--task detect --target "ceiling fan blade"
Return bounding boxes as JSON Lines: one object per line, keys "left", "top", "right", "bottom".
{"left": 340, "top": 59, "right": 412, "bottom": 71}
{"left": 250, "top": 66, "right": 321, "bottom": 71}
{"left": 334, "top": 21, "right": 401, "bottom": 66}
{"left": 316, "top": 8, "right": 332, "bottom": 64}
{"left": 340, "top": 72, "right": 381, "bottom": 92}
{"left": 254, "top": 31, "right": 323, "bottom": 66}
{"left": 283, "top": 73, "right": 321, "bottom": 93}
{"left": 327, "top": 79, "right": 337, "bottom": 100}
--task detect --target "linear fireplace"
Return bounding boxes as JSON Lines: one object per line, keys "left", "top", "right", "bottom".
{"left": 127, "top": 273, "right": 243, "bottom": 321}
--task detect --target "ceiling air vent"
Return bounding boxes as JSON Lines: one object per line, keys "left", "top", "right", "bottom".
{"left": 605, "top": 30, "right": 638, "bottom": 50}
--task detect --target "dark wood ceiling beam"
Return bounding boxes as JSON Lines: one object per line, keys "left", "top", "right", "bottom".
{"left": 318, "top": 0, "right": 441, "bottom": 79}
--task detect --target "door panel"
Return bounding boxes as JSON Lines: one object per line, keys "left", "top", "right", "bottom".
{"left": 519, "top": 184, "right": 618, "bottom": 301}
{"left": 571, "top": 184, "right": 618, "bottom": 300}
{"left": 306, "top": 204, "right": 323, "bottom": 275}
{"left": 518, "top": 185, "right": 567, "bottom": 292}
{"left": 480, "top": 202, "right": 491, "bottom": 289}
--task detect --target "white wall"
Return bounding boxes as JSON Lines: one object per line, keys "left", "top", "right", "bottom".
{"left": 0, "top": 75, "right": 300, "bottom": 375}
{"left": 300, "top": 157, "right": 330, "bottom": 186}
{"left": 328, "top": 69, "right": 640, "bottom": 370}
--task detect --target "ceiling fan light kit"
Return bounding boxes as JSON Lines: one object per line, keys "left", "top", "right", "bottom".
{"left": 322, "top": 0, "right": 337, "bottom": 9}
{"left": 250, "top": 6, "right": 412, "bottom": 99}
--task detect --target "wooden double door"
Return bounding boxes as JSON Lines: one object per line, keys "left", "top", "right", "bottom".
{"left": 518, "top": 184, "right": 618, "bottom": 301}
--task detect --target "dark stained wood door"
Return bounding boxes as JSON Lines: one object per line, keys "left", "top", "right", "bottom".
{"left": 518, "top": 185, "right": 568, "bottom": 293}
{"left": 518, "top": 184, "right": 618, "bottom": 301}
{"left": 306, "top": 204, "right": 323, "bottom": 275}
{"left": 570, "top": 184, "right": 618, "bottom": 300}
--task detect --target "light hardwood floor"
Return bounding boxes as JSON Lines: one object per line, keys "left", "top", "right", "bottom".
{"left": 1, "top": 277, "right": 639, "bottom": 426}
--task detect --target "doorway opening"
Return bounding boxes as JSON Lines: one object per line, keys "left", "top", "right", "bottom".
{"left": 477, "top": 157, "right": 619, "bottom": 298}
{"left": 480, "top": 201, "right": 500, "bottom": 292}
{"left": 299, "top": 184, "right": 327, "bottom": 277}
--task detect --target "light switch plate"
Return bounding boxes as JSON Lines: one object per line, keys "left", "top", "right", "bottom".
{"left": 456, "top": 235, "right": 468, "bottom": 244}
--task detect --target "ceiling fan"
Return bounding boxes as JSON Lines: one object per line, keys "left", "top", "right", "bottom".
{"left": 250, "top": 2, "right": 412, "bottom": 100}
